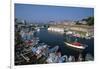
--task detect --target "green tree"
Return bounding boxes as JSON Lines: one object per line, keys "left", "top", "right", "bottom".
{"left": 87, "top": 17, "right": 94, "bottom": 26}
{"left": 76, "top": 21, "right": 81, "bottom": 25}
{"left": 77, "top": 16, "right": 94, "bottom": 26}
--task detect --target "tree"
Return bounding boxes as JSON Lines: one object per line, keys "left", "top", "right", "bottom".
{"left": 87, "top": 17, "right": 94, "bottom": 26}
{"left": 76, "top": 16, "right": 94, "bottom": 26}
{"left": 76, "top": 21, "right": 81, "bottom": 25}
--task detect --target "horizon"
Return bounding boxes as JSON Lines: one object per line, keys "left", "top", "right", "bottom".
{"left": 15, "top": 4, "right": 94, "bottom": 23}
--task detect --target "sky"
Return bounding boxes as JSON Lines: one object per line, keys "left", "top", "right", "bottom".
{"left": 15, "top": 3, "right": 94, "bottom": 23}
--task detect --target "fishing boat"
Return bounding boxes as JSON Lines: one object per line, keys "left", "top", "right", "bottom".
{"left": 65, "top": 35, "right": 87, "bottom": 50}
{"left": 64, "top": 42, "right": 87, "bottom": 49}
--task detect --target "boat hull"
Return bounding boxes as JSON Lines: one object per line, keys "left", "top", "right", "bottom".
{"left": 64, "top": 42, "right": 86, "bottom": 50}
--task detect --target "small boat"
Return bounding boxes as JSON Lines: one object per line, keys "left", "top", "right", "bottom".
{"left": 72, "top": 34, "right": 80, "bottom": 37}
{"left": 37, "top": 28, "right": 40, "bottom": 32}
{"left": 85, "top": 53, "right": 94, "bottom": 61}
{"left": 66, "top": 31, "right": 73, "bottom": 35}
{"left": 64, "top": 42, "right": 87, "bottom": 50}
{"left": 85, "top": 36, "right": 91, "bottom": 39}
{"left": 48, "top": 46, "right": 59, "bottom": 53}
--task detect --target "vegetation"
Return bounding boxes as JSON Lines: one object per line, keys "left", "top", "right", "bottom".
{"left": 76, "top": 21, "right": 82, "bottom": 25}
{"left": 84, "top": 17, "right": 94, "bottom": 26}
{"left": 76, "top": 16, "right": 94, "bottom": 26}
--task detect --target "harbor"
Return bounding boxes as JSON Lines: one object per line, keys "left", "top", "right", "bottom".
{"left": 15, "top": 22, "right": 94, "bottom": 65}
{"left": 15, "top": 4, "right": 94, "bottom": 65}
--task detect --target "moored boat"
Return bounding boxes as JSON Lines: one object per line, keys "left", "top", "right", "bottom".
{"left": 64, "top": 42, "right": 87, "bottom": 50}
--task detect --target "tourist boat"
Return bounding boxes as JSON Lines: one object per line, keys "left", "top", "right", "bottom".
{"left": 64, "top": 42, "right": 87, "bottom": 49}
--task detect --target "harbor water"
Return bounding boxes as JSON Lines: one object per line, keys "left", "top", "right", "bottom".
{"left": 35, "top": 28, "right": 94, "bottom": 61}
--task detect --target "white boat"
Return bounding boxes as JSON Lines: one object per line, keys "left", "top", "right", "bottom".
{"left": 66, "top": 31, "right": 73, "bottom": 35}
{"left": 37, "top": 28, "right": 40, "bottom": 32}
{"left": 64, "top": 42, "right": 87, "bottom": 49}
{"left": 85, "top": 36, "right": 92, "bottom": 39}
{"left": 48, "top": 46, "right": 59, "bottom": 53}
{"left": 85, "top": 53, "right": 94, "bottom": 61}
